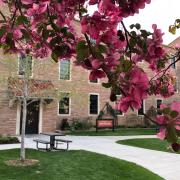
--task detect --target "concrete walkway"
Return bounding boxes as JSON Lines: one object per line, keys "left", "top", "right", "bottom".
{"left": 0, "top": 135, "right": 180, "bottom": 180}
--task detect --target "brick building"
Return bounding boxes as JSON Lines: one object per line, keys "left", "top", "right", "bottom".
{"left": 0, "top": 21, "right": 179, "bottom": 135}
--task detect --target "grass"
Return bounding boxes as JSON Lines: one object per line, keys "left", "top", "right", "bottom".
{"left": 68, "top": 128, "right": 156, "bottom": 136}
{"left": 117, "top": 138, "right": 180, "bottom": 154}
{"left": 0, "top": 149, "right": 164, "bottom": 180}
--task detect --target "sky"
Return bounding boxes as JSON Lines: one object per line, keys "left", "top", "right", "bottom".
{"left": 88, "top": 0, "right": 180, "bottom": 45}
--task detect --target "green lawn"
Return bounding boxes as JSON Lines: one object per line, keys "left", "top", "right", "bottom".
{"left": 0, "top": 149, "right": 164, "bottom": 180}
{"left": 68, "top": 128, "right": 156, "bottom": 136}
{"left": 117, "top": 138, "right": 180, "bottom": 154}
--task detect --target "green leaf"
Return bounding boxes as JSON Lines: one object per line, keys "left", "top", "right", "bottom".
{"left": 42, "top": 29, "right": 50, "bottom": 40}
{"left": 51, "top": 51, "right": 59, "bottom": 62}
{"left": 162, "top": 107, "right": 171, "bottom": 115}
{"left": 16, "top": 15, "right": 29, "bottom": 25}
{"left": 93, "top": 50, "right": 104, "bottom": 59}
{"left": 21, "top": 29, "right": 30, "bottom": 40}
{"left": 79, "top": 7, "right": 88, "bottom": 14}
{"left": 98, "top": 44, "right": 107, "bottom": 53}
{"left": 76, "top": 41, "right": 89, "bottom": 61}
{"left": 5, "top": 33, "right": 15, "bottom": 48}
{"left": 170, "top": 111, "right": 179, "bottom": 118}
{"left": 129, "top": 38, "right": 137, "bottom": 48}
{"left": 49, "top": 37, "right": 62, "bottom": 47}
{"left": 102, "top": 82, "right": 111, "bottom": 88}
{"left": 76, "top": 41, "right": 87, "bottom": 51}
{"left": 166, "top": 125, "right": 178, "bottom": 143}
{"left": 169, "top": 25, "right": 176, "bottom": 34}
{"left": 130, "top": 24, "right": 134, "bottom": 29}
{"left": 76, "top": 48, "right": 89, "bottom": 61}
{"left": 0, "top": 26, "right": 6, "bottom": 37}
{"left": 66, "top": 32, "right": 75, "bottom": 40}
{"left": 120, "top": 59, "right": 132, "bottom": 72}
{"left": 131, "top": 31, "right": 137, "bottom": 37}
{"left": 60, "top": 27, "right": 68, "bottom": 34}
{"left": 135, "top": 23, "right": 141, "bottom": 30}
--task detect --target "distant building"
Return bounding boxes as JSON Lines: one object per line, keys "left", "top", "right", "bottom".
{"left": 0, "top": 21, "right": 179, "bottom": 135}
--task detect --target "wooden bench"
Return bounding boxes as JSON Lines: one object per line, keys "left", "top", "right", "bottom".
{"left": 55, "top": 139, "right": 72, "bottom": 150}
{"left": 33, "top": 139, "right": 51, "bottom": 151}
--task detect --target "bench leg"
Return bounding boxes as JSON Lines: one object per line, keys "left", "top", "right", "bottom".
{"left": 36, "top": 142, "right": 50, "bottom": 151}
{"left": 55, "top": 141, "right": 70, "bottom": 151}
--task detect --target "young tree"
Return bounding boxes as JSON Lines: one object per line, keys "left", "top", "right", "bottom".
{"left": 0, "top": 0, "right": 179, "bottom": 152}
{"left": 0, "top": 54, "right": 56, "bottom": 161}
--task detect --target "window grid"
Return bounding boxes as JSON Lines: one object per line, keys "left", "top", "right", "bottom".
{"left": 115, "top": 95, "right": 123, "bottom": 116}
{"left": 138, "top": 100, "right": 144, "bottom": 115}
{"left": 59, "top": 59, "right": 70, "bottom": 80}
{"left": 157, "top": 99, "right": 162, "bottom": 115}
{"left": 58, "top": 93, "right": 70, "bottom": 115}
{"left": 18, "top": 55, "right": 32, "bottom": 76}
{"left": 89, "top": 94, "right": 98, "bottom": 115}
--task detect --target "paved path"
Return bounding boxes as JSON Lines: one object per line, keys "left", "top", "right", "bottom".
{"left": 0, "top": 135, "right": 180, "bottom": 180}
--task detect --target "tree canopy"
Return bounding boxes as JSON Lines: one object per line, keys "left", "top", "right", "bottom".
{"left": 0, "top": 0, "right": 179, "bottom": 151}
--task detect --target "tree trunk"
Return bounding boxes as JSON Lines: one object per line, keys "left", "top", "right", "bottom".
{"left": 20, "top": 79, "right": 28, "bottom": 162}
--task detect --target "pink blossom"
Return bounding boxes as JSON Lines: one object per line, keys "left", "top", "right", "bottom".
{"left": 157, "top": 128, "right": 166, "bottom": 140}
{"left": 170, "top": 101, "right": 180, "bottom": 112}
{"left": 119, "top": 96, "right": 141, "bottom": 112}
{"left": 156, "top": 116, "right": 167, "bottom": 125}
{"left": 91, "top": 59, "right": 102, "bottom": 69}
{"left": 21, "top": 0, "right": 33, "bottom": 5}
{"left": 89, "top": 70, "right": 106, "bottom": 81}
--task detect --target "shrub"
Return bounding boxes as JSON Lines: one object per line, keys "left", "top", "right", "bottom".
{"left": 71, "top": 118, "right": 93, "bottom": 131}
{"left": 0, "top": 136, "right": 19, "bottom": 144}
{"left": 60, "top": 119, "right": 70, "bottom": 130}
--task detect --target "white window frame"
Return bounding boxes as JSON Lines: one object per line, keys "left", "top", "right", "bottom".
{"left": 88, "top": 93, "right": 99, "bottom": 116}
{"left": 114, "top": 95, "right": 124, "bottom": 116}
{"left": 59, "top": 59, "right": 71, "bottom": 81}
{"left": 137, "top": 100, "right": 145, "bottom": 116}
{"left": 58, "top": 92, "right": 71, "bottom": 116}
{"left": 17, "top": 54, "right": 34, "bottom": 78}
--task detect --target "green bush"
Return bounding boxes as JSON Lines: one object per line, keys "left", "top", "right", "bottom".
{"left": 71, "top": 118, "right": 93, "bottom": 131}
{"left": 60, "top": 119, "right": 70, "bottom": 130}
{"left": 0, "top": 136, "right": 19, "bottom": 144}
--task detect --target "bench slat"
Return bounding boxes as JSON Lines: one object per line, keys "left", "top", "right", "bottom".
{"left": 33, "top": 139, "right": 50, "bottom": 144}
{"left": 55, "top": 139, "right": 72, "bottom": 143}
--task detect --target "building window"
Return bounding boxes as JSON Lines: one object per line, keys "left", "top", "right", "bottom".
{"left": 90, "top": 79, "right": 98, "bottom": 83}
{"left": 171, "top": 56, "right": 176, "bottom": 69}
{"left": 138, "top": 100, "right": 144, "bottom": 115}
{"left": 59, "top": 59, "right": 70, "bottom": 80}
{"left": 18, "top": 54, "right": 32, "bottom": 76}
{"left": 115, "top": 95, "right": 123, "bottom": 116}
{"left": 157, "top": 99, "right": 162, "bottom": 115}
{"left": 59, "top": 93, "right": 70, "bottom": 115}
{"left": 173, "top": 78, "right": 178, "bottom": 92}
{"left": 89, "top": 94, "right": 98, "bottom": 115}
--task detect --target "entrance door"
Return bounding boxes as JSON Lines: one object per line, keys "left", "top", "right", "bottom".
{"left": 20, "top": 100, "right": 40, "bottom": 134}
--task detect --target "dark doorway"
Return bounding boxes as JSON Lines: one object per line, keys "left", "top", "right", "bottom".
{"left": 20, "top": 100, "right": 40, "bottom": 134}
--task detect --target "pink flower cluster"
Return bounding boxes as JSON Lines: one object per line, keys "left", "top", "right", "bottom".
{"left": 150, "top": 74, "right": 175, "bottom": 98}
{"left": 117, "top": 66, "right": 149, "bottom": 112}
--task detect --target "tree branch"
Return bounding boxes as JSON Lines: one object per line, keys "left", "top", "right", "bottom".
{"left": 150, "top": 51, "right": 180, "bottom": 82}
{"left": 0, "top": 10, "right": 7, "bottom": 22}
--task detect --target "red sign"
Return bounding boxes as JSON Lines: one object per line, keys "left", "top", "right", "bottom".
{"left": 97, "top": 120, "right": 113, "bottom": 128}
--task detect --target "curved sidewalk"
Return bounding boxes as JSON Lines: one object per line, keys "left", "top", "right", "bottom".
{"left": 0, "top": 135, "right": 180, "bottom": 180}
